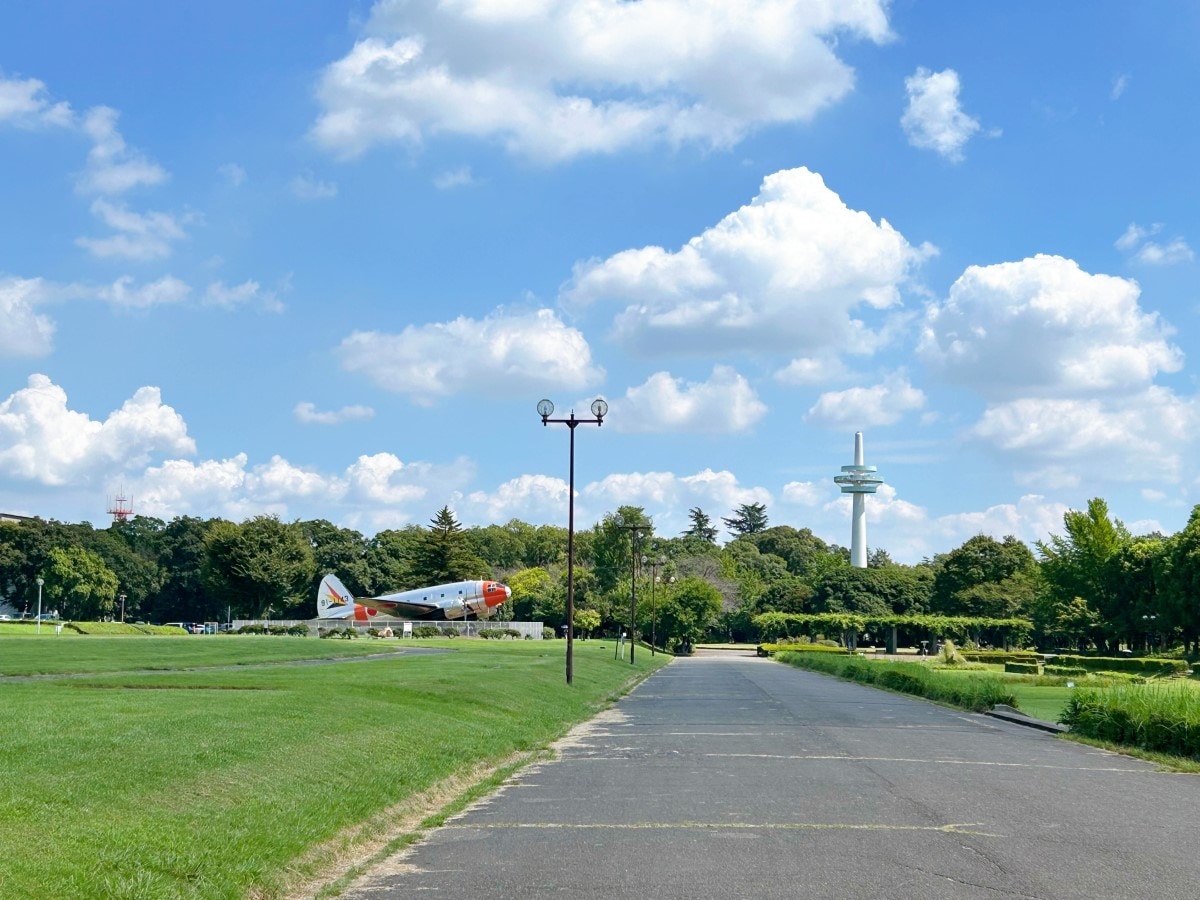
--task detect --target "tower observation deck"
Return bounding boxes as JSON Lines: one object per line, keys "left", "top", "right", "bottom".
{"left": 833, "top": 432, "right": 884, "bottom": 568}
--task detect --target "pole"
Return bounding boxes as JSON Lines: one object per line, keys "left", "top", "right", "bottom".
{"left": 538, "top": 398, "right": 607, "bottom": 686}
{"left": 119, "top": 592, "right": 126, "bottom": 623}
{"left": 629, "top": 544, "right": 637, "bottom": 665}
{"left": 36, "top": 577, "right": 43, "bottom": 635}
{"left": 566, "top": 419, "right": 576, "bottom": 684}
{"left": 649, "top": 569, "right": 656, "bottom": 656}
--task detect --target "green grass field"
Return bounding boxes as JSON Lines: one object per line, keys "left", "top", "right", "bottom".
{"left": 0, "top": 636, "right": 667, "bottom": 899}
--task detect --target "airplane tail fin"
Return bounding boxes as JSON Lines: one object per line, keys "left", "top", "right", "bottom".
{"left": 318, "top": 573, "right": 355, "bottom": 619}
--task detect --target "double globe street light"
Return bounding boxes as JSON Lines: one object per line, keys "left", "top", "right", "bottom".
{"left": 538, "top": 398, "right": 608, "bottom": 685}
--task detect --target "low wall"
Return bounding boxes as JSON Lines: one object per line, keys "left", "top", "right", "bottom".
{"left": 233, "top": 619, "right": 545, "bottom": 639}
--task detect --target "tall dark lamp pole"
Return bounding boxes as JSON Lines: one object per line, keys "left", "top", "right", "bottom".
{"left": 617, "top": 522, "right": 648, "bottom": 664}
{"left": 644, "top": 555, "right": 667, "bottom": 655}
{"left": 539, "top": 398, "right": 608, "bottom": 685}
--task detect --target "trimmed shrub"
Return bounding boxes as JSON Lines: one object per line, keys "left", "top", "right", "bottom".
{"left": 412, "top": 625, "right": 441, "bottom": 639}
{"left": 1044, "top": 665, "right": 1087, "bottom": 677}
{"left": 759, "top": 642, "right": 848, "bottom": 655}
{"left": 542, "top": 628, "right": 556, "bottom": 640}
{"left": 962, "top": 651, "right": 1039, "bottom": 664}
{"left": 1054, "top": 655, "right": 1187, "bottom": 677}
{"left": 1004, "top": 661, "right": 1042, "bottom": 675}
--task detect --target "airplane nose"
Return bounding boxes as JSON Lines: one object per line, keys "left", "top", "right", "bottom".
{"left": 484, "top": 582, "right": 511, "bottom": 608}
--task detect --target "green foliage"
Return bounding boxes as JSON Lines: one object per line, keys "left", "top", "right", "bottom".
{"left": 204, "top": 516, "right": 315, "bottom": 619}
{"left": 758, "top": 642, "right": 848, "bottom": 655}
{"left": 1005, "top": 661, "right": 1042, "bottom": 675}
{"left": 723, "top": 502, "right": 768, "bottom": 535}
{"left": 930, "top": 534, "right": 1037, "bottom": 617}
{"left": 938, "top": 638, "right": 968, "bottom": 666}
{"left": 573, "top": 607, "right": 601, "bottom": 637}
{"left": 1061, "top": 684, "right": 1200, "bottom": 758}
{"left": 45, "top": 545, "right": 119, "bottom": 620}
{"left": 961, "top": 651, "right": 1038, "bottom": 664}
{"left": 752, "top": 611, "right": 1033, "bottom": 644}
{"left": 412, "top": 506, "right": 490, "bottom": 584}
{"left": 1053, "top": 655, "right": 1188, "bottom": 677}
{"left": 412, "top": 625, "right": 441, "bottom": 638}
{"left": 1044, "top": 665, "right": 1088, "bottom": 677}
{"left": 682, "top": 507, "right": 718, "bottom": 544}
{"left": 775, "top": 653, "right": 1017, "bottom": 712}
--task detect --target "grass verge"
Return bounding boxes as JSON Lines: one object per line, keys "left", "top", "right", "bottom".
{"left": 0, "top": 637, "right": 667, "bottom": 898}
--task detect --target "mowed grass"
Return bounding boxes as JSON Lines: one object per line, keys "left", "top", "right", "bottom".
{"left": 0, "top": 634, "right": 411, "bottom": 675}
{"left": 0, "top": 637, "right": 666, "bottom": 899}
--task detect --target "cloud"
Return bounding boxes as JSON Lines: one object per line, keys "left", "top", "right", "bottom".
{"left": 0, "top": 277, "right": 57, "bottom": 357}
{"left": 433, "top": 166, "right": 478, "bottom": 189}
{"left": 312, "top": 0, "right": 892, "bottom": 162}
{"left": 337, "top": 308, "right": 603, "bottom": 403}
{"left": 99, "top": 275, "right": 191, "bottom": 309}
{"left": 968, "top": 388, "right": 1196, "bottom": 487}
{"left": 1116, "top": 222, "right": 1193, "bottom": 266}
{"left": 1111, "top": 74, "right": 1130, "bottom": 100}
{"left": 582, "top": 468, "right": 772, "bottom": 535}
{"left": 219, "top": 163, "right": 246, "bottom": 187}
{"left": 290, "top": 171, "right": 338, "bottom": 200}
{"left": 203, "top": 280, "right": 283, "bottom": 312}
{"left": 77, "top": 106, "right": 167, "bottom": 195}
{"left": 781, "top": 481, "right": 824, "bottom": 506}
{"left": 614, "top": 366, "right": 766, "bottom": 434}
{"left": 563, "top": 167, "right": 926, "bottom": 357}
{"left": 76, "top": 199, "right": 189, "bottom": 260}
{"left": 0, "top": 73, "right": 73, "bottom": 128}
{"left": 901, "top": 67, "right": 982, "bottom": 162}
{"left": 0, "top": 375, "right": 195, "bottom": 486}
{"left": 465, "top": 473, "right": 569, "bottom": 525}
{"left": 806, "top": 372, "right": 925, "bottom": 428}
{"left": 919, "top": 254, "right": 1182, "bottom": 398}
{"left": 774, "top": 356, "right": 850, "bottom": 385}
{"left": 294, "top": 402, "right": 375, "bottom": 425}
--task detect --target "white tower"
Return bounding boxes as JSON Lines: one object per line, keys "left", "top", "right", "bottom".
{"left": 834, "top": 432, "right": 884, "bottom": 568}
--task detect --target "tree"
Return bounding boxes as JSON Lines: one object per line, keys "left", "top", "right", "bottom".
{"left": 573, "top": 607, "right": 601, "bottom": 638}
{"left": 412, "top": 507, "right": 489, "bottom": 584}
{"left": 682, "top": 508, "right": 718, "bottom": 544}
{"left": 302, "top": 519, "right": 371, "bottom": 596}
{"left": 367, "top": 526, "right": 424, "bottom": 591}
{"left": 930, "top": 534, "right": 1037, "bottom": 616}
{"left": 723, "top": 502, "right": 768, "bottom": 535}
{"left": 591, "top": 507, "right": 651, "bottom": 593}
{"left": 646, "top": 576, "right": 722, "bottom": 650}
{"left": 1037, "top": 498, "right": 1129, "bottom": 651}
{"left": 44, "top": 546, "right": 119, "bottom": 620}
{"left": 150, "top": 516, "right": 213, "bottom": 622}
{"left": 203, "top": 516, "right": 315, "bottom": 618}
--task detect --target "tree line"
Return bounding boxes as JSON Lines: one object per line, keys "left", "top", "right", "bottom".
{"left": 2, "top": 497, "right": 1199, "bottom": 654}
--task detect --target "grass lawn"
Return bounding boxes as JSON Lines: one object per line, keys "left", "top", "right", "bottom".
{"left": 1005, "top": 684, "right": 1075, "bottom": 723}
{"left": 0, "top": 636, "right": 667, "bottom": 898}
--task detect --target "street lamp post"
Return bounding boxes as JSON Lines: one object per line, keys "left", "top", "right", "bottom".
{"left": 36, "top": 577, "right": 44, "bottom": 635}
{"left": 1143, "top": 614, "right": 1158, "bottom": 653}
{"left": 617, "top": 522, "right": 648, "bottom": 664}
{"left": 119, "top": 592, "right": 126, "bottom": 623}
{"left": 538, "top": 398, "right": 608, "bottom": 685}
{"left": 643, "top": 555, "right": 667, "bottom": 655}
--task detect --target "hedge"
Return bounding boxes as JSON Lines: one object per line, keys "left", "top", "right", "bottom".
{"left": 1044, "top": 665, "right": 1088, "bottom": 678}
{"left": 759, "top": 642, "right": 849, "bottom": 656}
{"left": 1004, "top": 661, "right": 1041, "bottom": 675}
{"left": 963, "top": 651, "right": 1039, "bottom": 664}
{"left": 1053, "top": 655, "right": 1188, "bottom": 677}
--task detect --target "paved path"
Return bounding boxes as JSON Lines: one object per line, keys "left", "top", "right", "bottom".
{"left": 343, "top": 653, "right": 1200, "bottom": 899}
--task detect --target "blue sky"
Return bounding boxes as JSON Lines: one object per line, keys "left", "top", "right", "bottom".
{"left": 2, "top": 1, "right": 1198, "bottom": 563}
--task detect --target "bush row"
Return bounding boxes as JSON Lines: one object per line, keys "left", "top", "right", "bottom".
{"left": 758, "top": 642, "right": 849, "bottom": 656}
{"left": 240, "top": 623, "right": 309, "bottom": 636}
{"left": 1060, "top": 685, "right": 1200, "bottom": 759}
{"left": 775, "top": 652, "right": 1016, "bottom": 713}
{"left": 1054, "top": 655, "right": 1188, "bottom": 676}
{"left": 963, "top": 651, "right": 1039, "bottom": 664}
{"left": 1004, "top": 661, "right": 1041, "bottom": 675}
{"left": 1044, "top": 665, "right": 1088, "bottom": 677}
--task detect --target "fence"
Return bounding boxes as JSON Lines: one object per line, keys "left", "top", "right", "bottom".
{"left": 232, "top": 619, "right": 545, "bottom": 640}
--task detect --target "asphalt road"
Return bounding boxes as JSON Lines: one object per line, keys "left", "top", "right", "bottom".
{"left": 341, "top": 652, "right": 1200, "bottom": 899}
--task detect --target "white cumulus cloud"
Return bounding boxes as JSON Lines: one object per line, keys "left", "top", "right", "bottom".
{"left": 99, "top": 275, "right": 191, "bottom": 309}
{"left": 338, "top": 308, "right": 603, "bottom": 403}
{"left": 290, "top": 171, "right": 338, "bottom": 200}
{"left": 563, "top": 167, "right": 925, "bottom": 357}
{"left": 0, "top": 277, "right": 57, "bottom": 357}
{"left": 0, "top": 375, "right": 195, "bottom": 486}
{"left": 0, "top": 73, "right": 73, "bottom": 128}
{"left": 806, "top": 372, "right": 925, "bottom": 428}
{"left": 77, "top": 106, "right": 168, "bottom": 195}
{"left": 76, "top": 199, "right": 189, "bottom": 260}
{"left": 615, "top": 366, "right": 766, "bottom": 434}
{"left": 919, "top": 254, "right": 1182, "bottom": 398}
{"left": 312, "top": 0, "right": 892, "bottom": 162}
{"left": 901, "top": 67, "right": 982, "bottom": 162}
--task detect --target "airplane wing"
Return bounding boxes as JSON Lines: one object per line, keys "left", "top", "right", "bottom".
{"left": 356, "top": 595, "right": 449, "bottom": 619}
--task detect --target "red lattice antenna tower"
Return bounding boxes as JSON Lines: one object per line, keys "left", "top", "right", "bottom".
{"left": 107, "top": 488, "right": 134, "bottom": 524}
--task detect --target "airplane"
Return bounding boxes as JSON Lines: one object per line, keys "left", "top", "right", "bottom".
{"left": 317, "top": 573, "right": 512, "bottom": 622}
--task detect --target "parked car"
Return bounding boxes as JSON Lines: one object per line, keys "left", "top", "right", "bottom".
{"left": 0, "top": 614, "right": 11, "bottom": 621}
